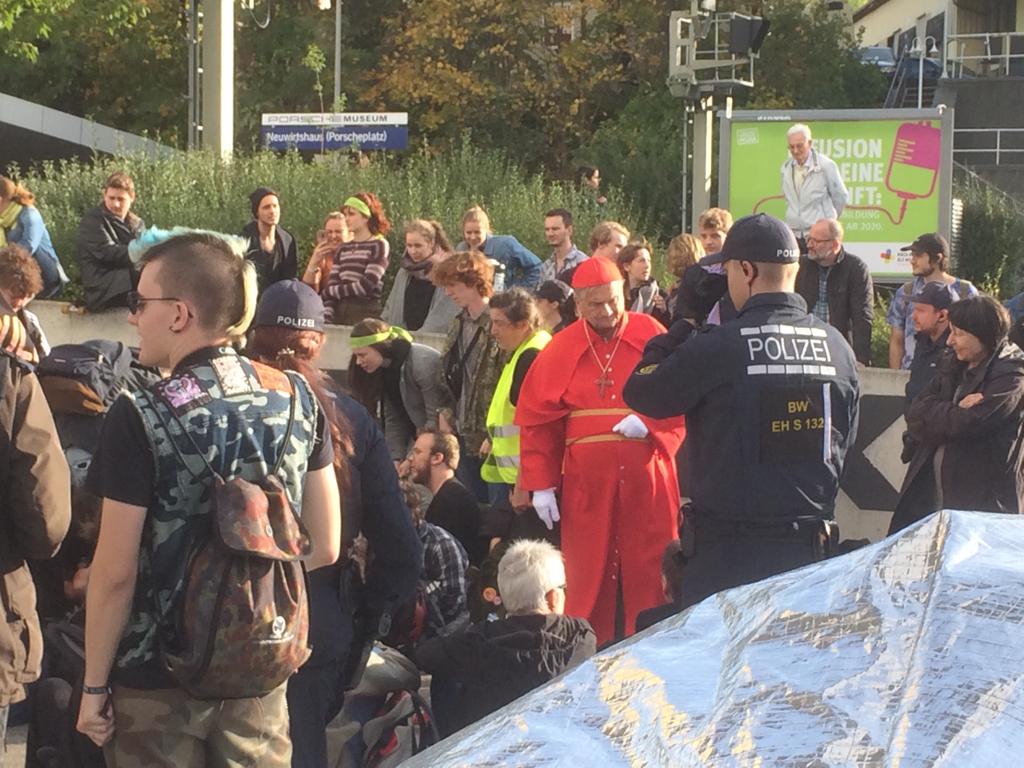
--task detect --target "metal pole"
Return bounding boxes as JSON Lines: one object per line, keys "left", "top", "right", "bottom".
{"left": 681, "top": 102, "right": 690, "bottom": 233}
{"left": 333, "top": 0, "right": 342, "bottom": 106}
{"left": 201, "top": 0, "right": 234, "bottom": 157}
{"left": 917, "top": 42, "right": 924, "bottom": 109}
{"left": 187, "top": 0, "right": 201, "bottom": 149}
{"left": 691, "top": 95, "right": 714, "bottom": 233}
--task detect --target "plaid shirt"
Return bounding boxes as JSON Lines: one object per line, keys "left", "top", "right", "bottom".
{"left": 418, "top": 522, "right": 469, "bottom": 637}
{"left": 812, "top": 265, "right": 831, "bottom": 324}
{"left": 539, "top": 245, "right": 588, "bottom": 283}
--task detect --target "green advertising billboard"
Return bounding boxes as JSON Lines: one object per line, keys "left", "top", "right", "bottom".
{"left": 720, "top": 109, "right": 954, "bottom": 279}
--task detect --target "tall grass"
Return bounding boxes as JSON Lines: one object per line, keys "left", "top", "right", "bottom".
{"left": 14, "top": 141, "right": 649, "bottom": 303}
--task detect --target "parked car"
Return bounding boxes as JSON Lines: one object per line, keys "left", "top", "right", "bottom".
{"left": 858, "top": 46, "right": 897, "bottom": 76}
{"left": 896, "top": 56, "right": 944, "bottom": 79}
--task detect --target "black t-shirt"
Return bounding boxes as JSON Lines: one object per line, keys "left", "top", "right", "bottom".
{"left": 87, "top": 388, "right": 333, "bottom": 507}
{"left": 403, "top": 276, "right": 436, "bottom": 332}
{"left": 425, "top": 478, "right": 483, "bottom": 566}
{"left": 509, "top": 348, "right": 540, "bottom": 407}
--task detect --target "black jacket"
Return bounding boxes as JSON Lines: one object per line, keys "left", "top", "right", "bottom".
{"left": 415, "top": 613, "right": 595, "bottom": 732}
{"left": 625, "top": 293, "right": 860, "bottom": 523}
{"left": 795, "top": 250, "right": 874, "bottom": 365}
{"left": 892, "top": 340, "right": 1024, "bottom": 533}
{"left": 75, "top": 205, "right": 144, "bottom": 311}
{"left": 305, "top": 390, "right": 422, "bottom": 669}
{"left": 0, "top": 353, "right": 71, "bottom": 705}
{"left": 239, "top": 221, "right": 298, "bottom": 291}
{"left": 906, "top": 328, "right": 950, "bottom": 408}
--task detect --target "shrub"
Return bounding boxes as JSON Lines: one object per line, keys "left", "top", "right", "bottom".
{"left": 953, "top": 170, "right": 1024, "bottom": 298}
{"left": 13, "top": 141, "right": 647, "bottom": 303}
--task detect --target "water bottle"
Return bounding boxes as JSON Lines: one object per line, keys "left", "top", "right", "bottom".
{"left": 490, "top": 260, "right": 507, "bottom": 292}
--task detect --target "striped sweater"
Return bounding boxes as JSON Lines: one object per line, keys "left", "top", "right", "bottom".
{"left": 323, "top": 237, "right": 390, "bottom": 304}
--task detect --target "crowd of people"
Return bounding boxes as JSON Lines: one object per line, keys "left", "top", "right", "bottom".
{"left": 0, "top": 134, "right": 1022, "bottom": 767}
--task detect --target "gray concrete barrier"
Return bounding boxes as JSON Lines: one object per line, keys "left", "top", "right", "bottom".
{"left": 33, "top": 300, "right": 908, "bottom": 542}
{"left": 32, "top": 300, "right": 448, "bottom": 372}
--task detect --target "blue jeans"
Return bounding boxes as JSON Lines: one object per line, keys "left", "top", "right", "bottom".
{"left": 34, "top": 254, "right": 66, "bottom": 299}
{"left": 454, "top": 440, "right": 489, "bottom": 504}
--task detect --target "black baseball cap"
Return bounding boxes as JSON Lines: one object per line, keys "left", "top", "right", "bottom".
{"left": 900, "top": 233, "right": 949, "bottom": 257}
{"left": 536, "top": 279, "right": 573, "bottom": 304}
{"left": 704, "top": 213, "right": 800, "bottom": 265}
{"left": 253, "top": 279, "right": 325, "bottom": 332}
{"left": 909, "top": 281, "right": 956, "bottom": 311}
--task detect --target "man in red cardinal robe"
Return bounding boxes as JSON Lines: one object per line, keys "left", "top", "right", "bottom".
{"left": 515, "top": 257, "right": 685, "bottom": 644}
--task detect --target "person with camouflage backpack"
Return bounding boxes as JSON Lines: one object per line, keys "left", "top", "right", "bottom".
{"left": 76, "top": 231, "right": 341, "bottom": 766}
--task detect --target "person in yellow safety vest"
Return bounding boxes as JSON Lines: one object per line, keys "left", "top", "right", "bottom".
{"left": 481, "top": 288, "right": 551, "bottom": 509}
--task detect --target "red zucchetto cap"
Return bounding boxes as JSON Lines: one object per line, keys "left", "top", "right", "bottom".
{"left": 571, "top": 257, "right": 623, "bottom": 289}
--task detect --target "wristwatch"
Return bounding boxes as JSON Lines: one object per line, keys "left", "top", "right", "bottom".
{"left": 82, "top": 684, "right": 112, "bottom": 695}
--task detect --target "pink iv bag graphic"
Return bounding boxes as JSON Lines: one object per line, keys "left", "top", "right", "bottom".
{"left": 885, "top": 122, "right": 941, "bottom": 200}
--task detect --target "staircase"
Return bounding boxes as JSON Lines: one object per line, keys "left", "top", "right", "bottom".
{"left": 883, "top": 54, "right": 939, "bottom": 108}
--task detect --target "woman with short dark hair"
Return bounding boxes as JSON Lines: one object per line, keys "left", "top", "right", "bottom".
{"left": 617, "top": 244, "right": 670, "bottom": 326}
{"left": 481, "top": 288, "right": 551, "bottom": 512}
{"left": 535, "top": 280, "right": 576, "bottom": 334}
{"left": 892, "top": 295, "right": 1024, "bottom": 533}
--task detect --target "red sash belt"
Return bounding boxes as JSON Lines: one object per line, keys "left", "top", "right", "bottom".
{"left": 565, "top": 408, "right": 645, "bottom": 446}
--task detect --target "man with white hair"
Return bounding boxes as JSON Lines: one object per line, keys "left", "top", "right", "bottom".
{"left": 414, "top": 540, "right": 596, "bottom": 734}
{"left": 781, "top": 123, "right": 849, "bottom": 249}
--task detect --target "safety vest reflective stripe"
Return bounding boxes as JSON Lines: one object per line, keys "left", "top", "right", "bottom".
{"left": 481, "top": 329, "right": 551, "bottom": 484}
{"left": 491, "top": 424, "right": 520, "bottom": 438}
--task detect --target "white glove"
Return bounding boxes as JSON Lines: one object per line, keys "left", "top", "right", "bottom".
{"left": 532, "top": 488, "right": 560, "bottom": 531}
{"left": 612, "top": 413, "right": 649, "bottom": 439}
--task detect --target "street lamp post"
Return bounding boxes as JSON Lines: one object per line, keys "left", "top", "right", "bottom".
{"left": 334, "top": 0, "right": 342, "bottom": 105}
{"left": 909, "top": 35, "right": 939, "bottom": 109}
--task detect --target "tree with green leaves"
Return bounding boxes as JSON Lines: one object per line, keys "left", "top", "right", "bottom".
{"left": 0, "top": 0, "right": 74, "bottom": 61}
{"left": 0, "top": 1, "right": 185, "bottom": 142}
{"left": 365, "top": 0, "right": 676, "bottom": 171}
{"left": 578, "top": 0, "right": 887, "bottom": 238}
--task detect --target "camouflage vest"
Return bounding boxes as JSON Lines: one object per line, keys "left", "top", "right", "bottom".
{"left": 115, "top": 347, "right": 318, "bottom": 674}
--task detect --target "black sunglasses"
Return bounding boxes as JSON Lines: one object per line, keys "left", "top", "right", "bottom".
{"left": 126, "top": 291, "right": 182, "bottom": 314}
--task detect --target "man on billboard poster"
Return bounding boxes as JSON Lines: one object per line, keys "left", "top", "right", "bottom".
{"left": 781, "top": 124, "right": 849, "bottom": 250}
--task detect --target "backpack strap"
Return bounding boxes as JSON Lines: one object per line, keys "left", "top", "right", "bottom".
{"left": 145, "top": 368, "right": 300, "bottom": 485}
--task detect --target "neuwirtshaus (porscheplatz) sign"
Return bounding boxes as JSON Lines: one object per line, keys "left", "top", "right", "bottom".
{"left": 719, "top": 108, "right": 955, "bottom": 280}
{"left": 260, "top": 113, "right": 409, "bottom": 151}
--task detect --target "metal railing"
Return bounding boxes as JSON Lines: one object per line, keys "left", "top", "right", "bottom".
{"left": 953, "top": 128, "right": 1024, "bottom": 166}
{"left": 953, "top": 160, "right": 1023, "bottom": 211}
{"left": 945, "top": 32, "right": 1024, "bottom": 78}
{"left": 883, "top": 53, "right": 909, "bottom": 108}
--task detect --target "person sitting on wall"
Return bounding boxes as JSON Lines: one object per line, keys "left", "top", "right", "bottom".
{"left": 75, "top": 171, "right": 145, "bottom": 312}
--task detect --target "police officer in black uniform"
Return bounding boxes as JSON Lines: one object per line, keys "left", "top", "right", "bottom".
{"left": 624, "top": 213, "right": 859, "bottom": 608}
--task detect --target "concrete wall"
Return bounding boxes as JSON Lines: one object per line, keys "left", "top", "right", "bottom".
{"left": 34, "top": 300, "right": 908, "bottom": 544}
{"left": 31, "top": 301, "right": 447, "bottom": 373}
{"left": 834, "top": 366, "right": 908, "bottom": 542}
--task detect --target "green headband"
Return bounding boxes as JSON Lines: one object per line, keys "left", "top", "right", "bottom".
{"left": 343, "top": 196, "right": 372, "bottom": 218}
{"left": 350, "top": 325, "right": 412, "bottom": 349}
